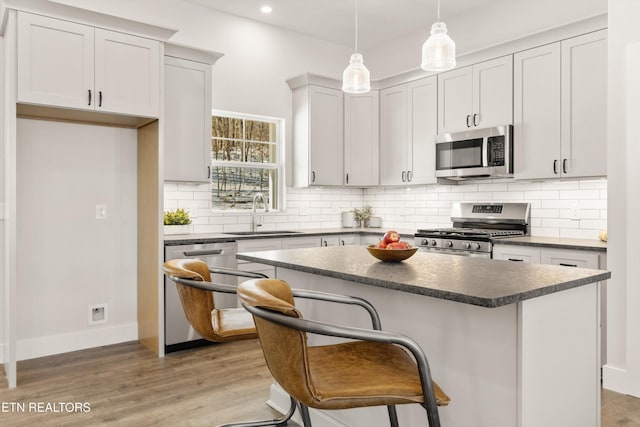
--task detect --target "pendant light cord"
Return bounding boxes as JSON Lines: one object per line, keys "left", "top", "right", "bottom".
{"left": 436, "top": 0, "right": 441, "bottom": 22}
{"left": 354, "top": 0, "right": 358, "bottom": 53}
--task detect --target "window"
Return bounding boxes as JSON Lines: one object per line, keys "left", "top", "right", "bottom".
{"left": 210, "top": 111, "right": 284, "bottom": 211}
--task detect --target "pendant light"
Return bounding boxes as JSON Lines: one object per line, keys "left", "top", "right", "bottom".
{"left": 342, "top": 0, "right": 370, "bottom": 93}
{"left": 421, "top": 0, "right": 456, "bottom": 72}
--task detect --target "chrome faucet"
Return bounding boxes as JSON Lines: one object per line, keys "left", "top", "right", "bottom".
{"left": 251, "top": 192, "right": 269, "bottom": 232}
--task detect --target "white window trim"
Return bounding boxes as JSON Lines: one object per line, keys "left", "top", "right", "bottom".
{"left": 210, "top": 109, "right": 286, "bottom": 213}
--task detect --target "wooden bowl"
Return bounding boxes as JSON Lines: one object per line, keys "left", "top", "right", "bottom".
{"left": 366, "top": 244, "right": 418, "bottom": 262}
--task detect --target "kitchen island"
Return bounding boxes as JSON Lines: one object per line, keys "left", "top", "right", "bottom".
{"left": 237, "top": 246, "right": 611, "bottom": 427}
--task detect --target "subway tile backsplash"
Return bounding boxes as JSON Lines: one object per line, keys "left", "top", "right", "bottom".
{"left": 164, "top": 178, "right": 607, "bottom": 240}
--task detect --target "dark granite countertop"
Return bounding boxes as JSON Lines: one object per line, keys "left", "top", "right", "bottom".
{"left": 237, "top": 246, "right": 610, "bottom": 308}
{"left": 164, "top": 228, "right": 413, "bottom": 246}
{"left": 493, "top": 236, "right": 607, "bottom": 252}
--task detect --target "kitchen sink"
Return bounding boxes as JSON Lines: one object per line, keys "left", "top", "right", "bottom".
{"left": 223, "top": 230, "right": 303, "bottom": 235}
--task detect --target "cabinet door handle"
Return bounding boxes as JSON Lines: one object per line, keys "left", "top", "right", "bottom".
{"left": 98, "top": 91, "right": 103, "bottom": 107}
{"left": 473, "top": 113, "right": 479, "bottom": 126}
{"left": 562, "top": 159, "right": 568, "bottom": 174}
{"left": 323, "top": 240, "right": 328, "bottom": 247}
{"left": 341, "top": 240, "right": 345, "bottom": 246}
{"left": 508, "top": 258, "right": 524, "bottom": 262}
{"left": 401, "top": 171, "right": 406, "bottom": 182}
{"left": 207, "top": 166, "right": 211, "bottom": 179}
{"left": 88, "top": 90, "right": 92, "bottom": 106}
{"left": 346, "top": 173, "right": 349, "bottom": 184}
{"left": 553, "top": 160, "right": 558, "bottom": 174}
{"left": 466, "top": 115, "right": 472, "bottom": 127}
{"left": 559, "top": 263, "right": 578, "bottom": 267}
{"left": 407, "top": 170, "right": 413, "bottom": 182}
{"left": 311, "top": 171, "right": 316, "bottom": 183}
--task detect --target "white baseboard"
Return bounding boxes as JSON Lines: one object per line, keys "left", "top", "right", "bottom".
{"left": 14, "top": 323, "right": 138, "bottom": 361}
{"left": 603, "top": 364, "right": 640, "bottom": 398}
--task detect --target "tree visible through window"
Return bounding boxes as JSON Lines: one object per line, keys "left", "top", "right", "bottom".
{"left": 210, "top": 112, "right": 282, "bottom": 210}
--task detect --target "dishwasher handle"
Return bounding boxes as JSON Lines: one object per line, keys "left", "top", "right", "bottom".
{"left": 183, "top": 249, "right": 225, "bottom": 257}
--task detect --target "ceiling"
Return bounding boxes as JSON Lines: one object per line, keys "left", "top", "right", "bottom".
{"left": 180, "top": 0, "right": 503, "bottom": 50}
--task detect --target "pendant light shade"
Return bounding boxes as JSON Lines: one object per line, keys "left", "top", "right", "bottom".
{"left": 421, "top": 0, "right": 456, "bottom": 72}
{"left": 342, "top": 0, "right": 370, "bottom": 93}
{"left": 342, "top": 53, "right": 371, "bottom": 93}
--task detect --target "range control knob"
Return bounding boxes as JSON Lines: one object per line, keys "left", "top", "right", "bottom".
{"left": 473, "top": 242, "right": 481, "bottom": 250}
{"left": 463, "top": 242, "right": 471, "bottom": 249}
{"left": 431, "top": 239, "right": 437, "bottom": 246}
{"left": 421, "top": 239, "right": 428, "bottom": 246}
{"left": 446, "top": 240, "right": 453, "bottom": 248}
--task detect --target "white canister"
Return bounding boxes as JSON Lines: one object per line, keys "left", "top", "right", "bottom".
{"left": 342, "top": 211, "right": 356, "bottom": 228}
{"left": 368, "top": 216, "right": 382, "bottom": 228}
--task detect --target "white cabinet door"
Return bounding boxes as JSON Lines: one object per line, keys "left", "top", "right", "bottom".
{"left": 344, "top": 91, "right": 379, "bottom": 186}
{"left": 438, "top": 56, "right": 512, "bottom": 134}
{"left": 338, "top": 234, "right": 359, "bottom": 246}
{"left": 16, "top": 12, "right": 160, "bottom": 118}
{"left": 437, "top": 66, "right": 473, "bottom": 134}
{"left": 407, "top": 76, "right": 438, "bottom": 185}
{"left": 379, "top": 85, "right": 409, "bottom": 185}
{"left": 309, "top": 86, "right": 343, "bottom": 186}
{"left": 561, "top": 30, "right": 607, "bottom": 178}
{"left": 540, "top": 248, "right": 600, "bottom": 269}
{"left": 237, "top": 239, "right": 282, "bottom": 279}
{"left": 492, "top": 245, "right": 541, "bottom": 263}
{"left": 473, "top": 55, "right": 513, "bottom": 129}
{"left": 17, "top": 12, "right": 94, "bottom": 110}
{"left": 514, "top": 43, "right": 562, "bottom": 180}
{"left": 94, "top": 28, "right": 160, "bottom": 117}
{"left": 164, "top": 56, "right": 211, "bottom": 182}
{"left": 281, "top": 236, "right": 322, "bottom": 249}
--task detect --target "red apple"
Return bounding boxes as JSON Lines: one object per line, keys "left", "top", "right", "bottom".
{"left": 387, "top": 241, "right": 410, "bottom": 250}
{"left": 383, "top": 230, "right": 400, "bottom": 244}
{"left": 376, "top": 240, "right": 388, "bottom": 249}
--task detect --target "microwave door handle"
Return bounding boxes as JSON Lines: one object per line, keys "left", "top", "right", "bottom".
{"left": 482, "top": 139, "right": 489, "bottom": 167}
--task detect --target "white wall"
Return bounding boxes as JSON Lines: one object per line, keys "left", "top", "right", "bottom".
{"left": 366, "top": 0, "right": 607, "bottom": 79}
{"left": 603, "top": 0, "right": 640, "bottom": 398}
{"left": 15, "top": 119, "right": 138, "bottom": 360}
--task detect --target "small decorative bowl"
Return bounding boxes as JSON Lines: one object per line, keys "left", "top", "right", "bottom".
{"left": 366, "top": 245, "right": 418, "bottom": 262}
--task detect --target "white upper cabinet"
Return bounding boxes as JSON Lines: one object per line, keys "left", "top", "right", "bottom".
{"left": 164, "top": 51, "right": 214, "bottom": 182}
{"left": 514, "top": 30, "right": 607, "bottom": 180}
{"left": 291, "top": 84, "right": 344, "bottom": 186}
{"left": 407, "top": 77, "right": 438, "bottom": 185}
{"left": 560, "top": 30, "right": 607, "bottom": 178}
{"left": 438, "top": 55, "right": 513, "bottom": 134}
{"left": 380, "top": 85, "right": 409, "bottom": 185}
{"left": 513, "top": 43, "right": 562, "bottom": 180}
{"left": 380, "top": 76, "right": 437, "bottom": 186}
{"left": 344, "top": 91, "right": 379, "bottom": 186}
{"left": 17, "top": 12, "right": 160, "bottom": 118}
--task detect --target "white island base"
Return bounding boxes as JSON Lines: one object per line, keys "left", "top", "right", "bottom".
{"left": 265, "top": 268, "right": 601, "bottom": 427}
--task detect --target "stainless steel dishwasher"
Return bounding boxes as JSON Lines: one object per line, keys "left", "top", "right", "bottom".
{"left": 164, "top": 240, "right": 238, "bottom": 352}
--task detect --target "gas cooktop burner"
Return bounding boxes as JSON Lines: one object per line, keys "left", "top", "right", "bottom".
{"left": 415, "top": 228, "right": 525, "bottom": 239}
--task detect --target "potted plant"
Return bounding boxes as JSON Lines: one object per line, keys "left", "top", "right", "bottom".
{"left": 353, "top": 205, "right": 372, "bottom": 228}
{"left": 164, "top": 208, "right": 192, "bottom": 235}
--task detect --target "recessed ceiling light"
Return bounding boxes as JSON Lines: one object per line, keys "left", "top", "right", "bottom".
{"left": 261, "top": 5, "right": 272, "bottom": 14}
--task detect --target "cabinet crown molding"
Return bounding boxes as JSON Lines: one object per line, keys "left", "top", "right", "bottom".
{"left": 165, "top": 43, "right": 224, "bottom": 65}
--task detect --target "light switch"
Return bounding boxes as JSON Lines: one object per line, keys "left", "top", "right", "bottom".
{"left": 96, "top": 204, "right": 107, "bottom": 220}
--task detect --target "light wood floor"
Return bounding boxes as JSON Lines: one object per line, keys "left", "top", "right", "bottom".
{"left": 0, "top": 340, "right": 638, "bottom": 426}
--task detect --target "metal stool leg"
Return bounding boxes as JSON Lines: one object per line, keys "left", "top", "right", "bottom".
{"left": 219, "top": 396, "right": 297, "bottom": 427}
{"left": 387, "top": 405, "right": 399, "bottom": 427}
{"left": 298, "top": 402, "right": 312, "bottom": 427}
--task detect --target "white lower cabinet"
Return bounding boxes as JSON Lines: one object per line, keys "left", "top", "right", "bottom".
{"left": 281, "top": 236, "right": 322, "bottom": 250}
{"left": 492, "top": 245, "right": 541, "bottom": 263}
{"left": 237, "top": 239, "right": 281, "bottom": 279}
{"left": 493, "top": 244, "right": 602, "bottom": 269}
{"left": 320, "top": 234, "right": 359, "bottom": 247}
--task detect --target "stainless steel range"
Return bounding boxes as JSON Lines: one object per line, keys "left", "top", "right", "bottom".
{"left": 414, "top": 202, "right": 530, "bottom": 258}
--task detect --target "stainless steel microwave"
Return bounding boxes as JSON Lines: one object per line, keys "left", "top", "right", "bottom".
{"left": 435, "top": 125, "right": 513, "bottom": 180}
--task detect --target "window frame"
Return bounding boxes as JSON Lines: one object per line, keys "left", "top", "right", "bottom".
{"left": 209, "top": 109, "right": 286, "bottom": 213}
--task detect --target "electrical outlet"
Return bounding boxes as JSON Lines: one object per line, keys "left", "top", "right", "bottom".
{"left": 570, "top": 203, "right": 581, "bottom": 220}
{"left": 89, "top": 304, "right": 108, "bottom": 325}
{"left": 96, "top": 204, "right": 107, "bottom": 220}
